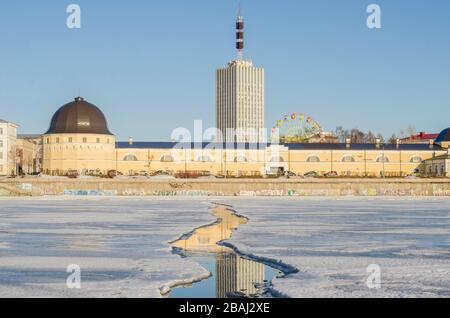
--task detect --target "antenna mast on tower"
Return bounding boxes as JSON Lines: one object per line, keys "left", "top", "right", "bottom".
{"left": 236, "top": 4, "right": 244, "bottom": 60}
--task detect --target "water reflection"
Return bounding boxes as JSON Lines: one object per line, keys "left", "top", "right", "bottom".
{"left": 171, "top": 205, "right": 247, "bottom": 253}
{"left": 170, "top": 205, "right": 280, "bottom": 298}
{"left": 216, "top": 252, "right": 266, "bottom": 298}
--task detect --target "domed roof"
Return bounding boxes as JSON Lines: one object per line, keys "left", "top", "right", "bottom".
{"left": 435, "top": 128, "right": 450, "bottom": 143}
{"left": 45, "top": 97, "right": 113, "bottom": 135}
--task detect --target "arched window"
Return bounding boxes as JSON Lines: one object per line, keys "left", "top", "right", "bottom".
{"left": 306, "top": 155, "right": 321, "bottom": 163}
{"left": 270, "top": 156, "right": 285, "bottom": 163}
{"left": 197, "top": 155, "right": 213, "bottom": 162}
{"left": 234, "top": 156, "right": 248, "bottom": 163}
{"left": 410, "top": 156, "right": 423, "bottom": 163}
{"left": 376, "top": 155, "right": 390, "bottom": 163}
{"left": 123, "top": 154, "right": 138, "bottom": 161}
{"left": 160, "top": 154, "right": 174, "bottom": 162}
{"left": 342, "top": 155, "right": 356, "bottom": 162}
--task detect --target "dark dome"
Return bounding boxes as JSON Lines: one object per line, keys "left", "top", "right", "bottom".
{"left": 435, "top": 128, "right": 450, "bottom": 143}
{"left": 45, "top": 97, "right": 113, "bottom": 135}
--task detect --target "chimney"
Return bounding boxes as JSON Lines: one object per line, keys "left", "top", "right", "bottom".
{"left": 345, "top": 138, "right": 351, "bottom": 149}
{"left": 128, "top": 137, "right": 133, "bottom": 145}
{"left": 396, "top": 139, "right": 400, "bottom": 149}
{"left": 429, "top": 139, "right": 434, "bottom": 149}
{"left": 376, "top": 138, "right": 381, "bottom": 149}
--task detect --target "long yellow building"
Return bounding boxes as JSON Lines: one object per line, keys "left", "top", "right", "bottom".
{"left": 42, "top": 97, "right": 450, "bottom": 178}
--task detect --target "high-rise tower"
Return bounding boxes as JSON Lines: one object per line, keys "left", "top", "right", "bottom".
{"left": 216, "top": 8, "right": 265, "bottom": 143}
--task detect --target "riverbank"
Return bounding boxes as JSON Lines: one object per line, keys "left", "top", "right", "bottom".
{"left": 1, "top": 177, "right": 450, "bottom": 197}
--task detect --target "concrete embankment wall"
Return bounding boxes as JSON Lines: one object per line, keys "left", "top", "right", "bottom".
{"left": 1, "top": 178, "right": 450, "bottom": 197}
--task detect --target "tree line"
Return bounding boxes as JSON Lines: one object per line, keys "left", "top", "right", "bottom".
{"left": 333, "top": 125, "right": 417, "bottom": 144}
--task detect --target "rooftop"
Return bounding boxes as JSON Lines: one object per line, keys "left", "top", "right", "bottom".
{"left": 0, "top": 118, "right": 19, "bottom": 126}
{"left": 400, "top": 132, "right": 439, "bottom": 141}
{"left": 116, "top": 141, "right": 445, "bottom": 151}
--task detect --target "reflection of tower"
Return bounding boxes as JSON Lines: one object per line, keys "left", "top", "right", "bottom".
{"left": 236, "top": 257, "right": 265, "bottom": 296}
{"left": 216, "top": 253, "right": 237, "bottom": 298}
{"left": 216, "top": 252, "right": 265, "bottom": 298}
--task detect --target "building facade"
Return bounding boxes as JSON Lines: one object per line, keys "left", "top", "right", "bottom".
{"left": 0, "top": 119, "right": 19, "bottom": 176}
{"left": 423, "top": 128, "right": 450, "bottom": 177}
{"left": 17, "top": 135, "right": 43, "bottom": 174}
{"left": 40, "top": 97, "right": 450, "bottom": 178}
{"left": 216, "top": 60, "right": 265, "bottom": 142}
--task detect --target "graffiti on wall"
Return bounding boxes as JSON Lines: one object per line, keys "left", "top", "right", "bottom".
{"left": 122, "top": 188, "right": 146, "bottom": 196}
{"left": 152, "top": 190, "right": 224, "bottom": 196}
{"left": 236, "top": 190, "right": 297, "bottom": 197}
{"left": 63, "top": 190, "right": 118, "bottom": 196}
{"left": 359, "top": 188, "right": 431, "bottom": 196}
{"left": 19, "top": 183, "right": 33, "bottom": 191}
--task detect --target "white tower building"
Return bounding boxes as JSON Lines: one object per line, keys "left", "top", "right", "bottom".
{"left": 216, "top": 10, "right": 265, "bottom": 143}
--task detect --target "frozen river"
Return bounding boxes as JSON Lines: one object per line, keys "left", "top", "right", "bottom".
{"left": 0, "top": 197, "right": 449, "bottom": 298}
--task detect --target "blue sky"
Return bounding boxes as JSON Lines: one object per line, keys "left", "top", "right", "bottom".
{"left": 0, "top": 0, "right": 449, "bottom": 140}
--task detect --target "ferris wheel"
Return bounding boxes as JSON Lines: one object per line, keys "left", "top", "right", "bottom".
{"left": 272, "top": 113, "right": 323, "bottom": 143}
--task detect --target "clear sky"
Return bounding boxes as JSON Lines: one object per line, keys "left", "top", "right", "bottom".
{"left": 0, "top": 0, "right": 449, "bottom": 141}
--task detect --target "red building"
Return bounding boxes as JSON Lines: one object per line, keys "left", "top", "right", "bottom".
{"left": 400, "top": 132, "right": 439, "bottom": 144}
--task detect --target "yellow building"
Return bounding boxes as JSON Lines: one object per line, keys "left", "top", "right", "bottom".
{"left": 43, "top": 97, "right": 116, "bottom": 176}
{"left": 42, "top": 97, "right": 450, "bottom": 178}
{"left": 423, "top": 128, "right": 450, "bottom": 177}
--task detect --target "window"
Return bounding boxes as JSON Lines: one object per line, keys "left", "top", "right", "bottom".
{"left": 0, "top": 140, "right": 3, "bottom": 148}
{"left": 197, "top": 155, "right": 213, "bottom": 162}
{"left": 234, "top": 156, "right": 248, "bottom": 163}
{"left": 56, "top": 137, "right": 60, "bottom": 143}
{"left": 307, "top": 155, "right": 321, "bottom": 163}
{"left": 46, "top": 138, "right": 50, "bottom": 144}
{"left": 269, "top": 156, "right": 285, "bottom": 163}
{"left": 123, "top": 154, "right": 138, "bottom": 161}
{"left": 342, "top": 155, "right": 356, "bottom": 162}
{"left": 96, "top": 138, "right": 100, "bottom": 143}
{"left": 83, "top": 137, "right": 87, "bottom": 143}
{"left": 160, "top": 154, "right": 174, "bottom": 162}
{"left": 410, "top": 156, "right": 423, "bottom": 163}
{"left": 0, "top": 164, "right": 3, "bottom": 172}
{"left": 376, "top": 155, "right": 390, "bottom": 163}
{"left": 0, "top": 128, "right": 3, "bottom": 135}
{"left": 68, "top": 137, "right": 73, "bottom": 143}
{"left": 0, "top": 152, "right": 3, "bottom": 159}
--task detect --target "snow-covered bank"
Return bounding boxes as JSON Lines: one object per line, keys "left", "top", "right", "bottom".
{"left": 217, "top": 197, "right": 450, "bottom": 298}
{"left": 0, "top": 198, "right": 215, "bottom": 298}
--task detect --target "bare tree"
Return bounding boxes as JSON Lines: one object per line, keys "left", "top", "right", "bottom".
{"left": 350, "top": 129, "right": 365, "bottom": 143}
{"left": 388, "top": 134, "right": 398, "bottom": 144}
{"left": 365, "top": 131, "right": 377, "bottom": 143}
{"left": 334, "top": 126, "right": 346, "bottom": 143}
